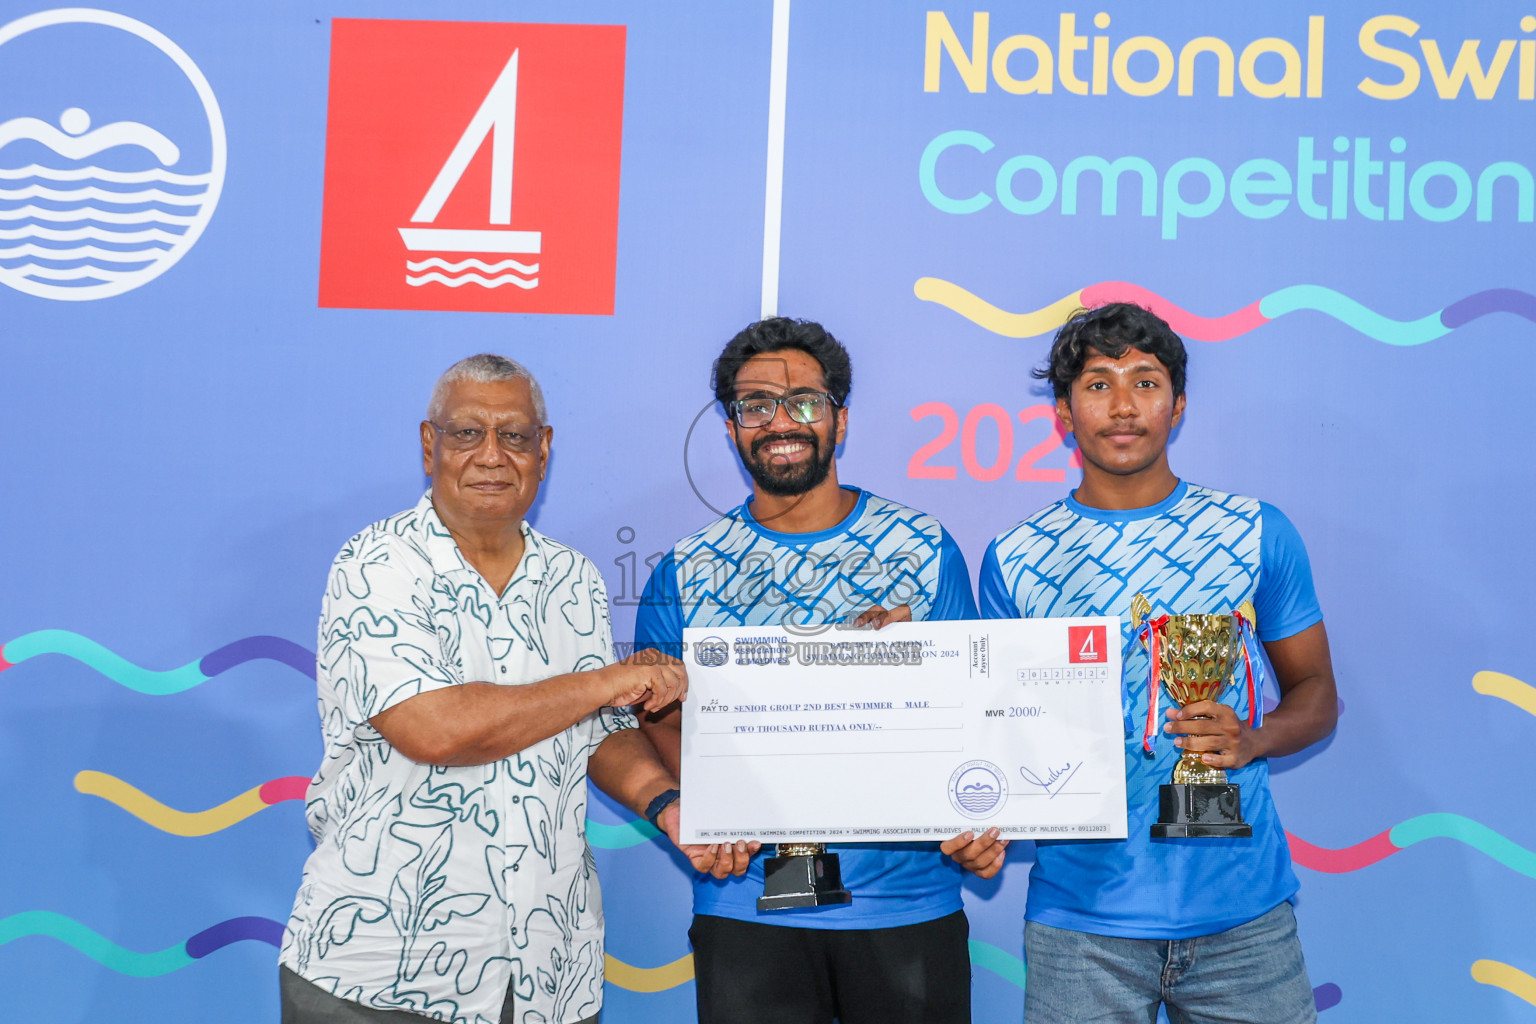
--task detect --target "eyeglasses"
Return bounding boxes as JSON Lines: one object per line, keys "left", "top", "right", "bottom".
{"left": 727, "top": 391, "right": 837, "bottom": 429}
{"left": 429, "top": 421, "right": 546, "bottom": 453}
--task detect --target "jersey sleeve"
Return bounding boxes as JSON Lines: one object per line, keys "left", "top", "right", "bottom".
{"left": 1253, "top": 502, "right": 1324, "bottom": 642}
{"left": 633, "top": 550, "right": 686, "bottom": 659}
{"left": 929, "top": 528, "right": 979, "bottom": 621}
{"left": 978, "top": 539, "right": 1021, "bottom": 619}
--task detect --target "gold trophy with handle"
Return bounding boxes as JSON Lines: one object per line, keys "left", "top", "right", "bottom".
{"left": 1131, "top": 593, "right": 1254, "bottom": 838}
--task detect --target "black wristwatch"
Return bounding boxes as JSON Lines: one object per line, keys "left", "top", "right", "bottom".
{"left": 644, "top": 788, "right": 681, "bottom": 830}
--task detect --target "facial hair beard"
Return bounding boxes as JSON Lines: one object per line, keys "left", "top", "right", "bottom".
{"left": 741, "top": 430, "right": 835, "bottom": 497}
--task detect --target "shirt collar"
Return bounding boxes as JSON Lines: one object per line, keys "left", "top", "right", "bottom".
{"left": 415, "top": 491, "right": 545, "bottom": 585}
{"left": 1063, "top": 479, "right": 1188, "bottom": 523}
{"left": 736, "top": 485, "right": 868, "bottom": 545}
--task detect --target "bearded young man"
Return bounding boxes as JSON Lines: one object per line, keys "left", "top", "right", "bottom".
{"left": 975, "top": 304, "right": 1339, "bottom": 1024}
{"left": 633, "top": 318, "right": 999, "bottom": 1024}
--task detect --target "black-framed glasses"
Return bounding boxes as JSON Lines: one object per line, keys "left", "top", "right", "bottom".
{"left": 727, "top": 391, "right": 837, "bottom": 429}
{"left": 429, "top": 421, "right": 546, "bottom": 453}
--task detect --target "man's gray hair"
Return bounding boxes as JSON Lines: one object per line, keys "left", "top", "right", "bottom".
{"left": 427, "top": 353, "right": 547, "bottom": 423}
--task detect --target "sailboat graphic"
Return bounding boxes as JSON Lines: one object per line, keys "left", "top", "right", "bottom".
{"left": 398, "top": 50, "right": 541, "bottom": 290}
{"left": 0, "top": 8, "right": 226, "bottom": 301}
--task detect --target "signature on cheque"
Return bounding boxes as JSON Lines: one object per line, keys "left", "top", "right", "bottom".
{"left": 1018, "top": 761, "right": 1083, "bottom": 799}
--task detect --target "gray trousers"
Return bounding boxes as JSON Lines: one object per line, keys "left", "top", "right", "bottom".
{"left": 280, "top": 966, "right": 599, "bottom": 1024}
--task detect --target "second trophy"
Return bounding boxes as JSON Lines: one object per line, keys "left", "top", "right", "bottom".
{"left": 758, "top": 842, "right": 852, "bottom": 911}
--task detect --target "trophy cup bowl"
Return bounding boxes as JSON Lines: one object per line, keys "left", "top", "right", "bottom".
{"left": 1133, "top": 594, "right": 1254, "bottom": 839}
{"left": 757, "top": 842, "right": 852, "bottom": 911}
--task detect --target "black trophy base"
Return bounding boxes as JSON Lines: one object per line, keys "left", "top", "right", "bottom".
{"left": 1150, "top": 783, "right": 1253, "bottom": 838}
{"left": 757, "top": 852, "right": 853, "bottom": 911}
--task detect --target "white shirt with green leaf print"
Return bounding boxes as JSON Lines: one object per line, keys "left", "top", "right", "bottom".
{"left": 280, "top": 493, "right": 635, "bottom": 1024}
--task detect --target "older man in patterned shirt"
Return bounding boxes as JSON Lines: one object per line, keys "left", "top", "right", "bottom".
{"left": 279, "top": 355, "right": 739, "bottom": 1024}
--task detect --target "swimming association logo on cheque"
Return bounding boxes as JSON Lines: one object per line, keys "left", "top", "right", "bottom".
{"left": 694, "top": 637, "right": 729, "bottom": 668}
{"left": 318, "top": 19, "right": 625, "bottom": 314}
{"left": 0, "top": 9, "right": 226, "bottom": 300}
{"left": 948, "top": 760, "right": 1008, "bottom": 819}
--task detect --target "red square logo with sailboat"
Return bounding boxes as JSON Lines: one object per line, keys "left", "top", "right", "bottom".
{"left": 318, "top": 19, "right": 625, "bottom": 314}
{"left": 1068, "top": 625, "right": 1107, "bottom": 664}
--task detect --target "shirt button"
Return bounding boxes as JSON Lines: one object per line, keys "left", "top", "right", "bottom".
{"left": 512, "top": 864, "right": 520, "bottom": 872}
{"left": 500, "top": 666, "right": 506, "bottom": 674}
{"left": 512, "top": 796, "right": 520, "bottom": 803}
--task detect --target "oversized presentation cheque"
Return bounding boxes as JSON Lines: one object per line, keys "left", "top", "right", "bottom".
{"left": 679, "top": 619, "right": 1128, "bottom": 844}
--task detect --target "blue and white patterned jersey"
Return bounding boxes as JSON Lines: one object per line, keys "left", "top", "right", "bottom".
{"left": 979, "top": 481, "right": 1322, "bottom": 939}
{"left": 280, "top": 494, "right": 633, "bottom": 1024}
{"left": 635, "top": 487, "right": 977, "bottom": 929}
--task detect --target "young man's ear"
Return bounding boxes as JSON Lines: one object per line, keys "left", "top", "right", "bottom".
{"left": 1055, "top": 395, "right": 1074, "bottom": 434}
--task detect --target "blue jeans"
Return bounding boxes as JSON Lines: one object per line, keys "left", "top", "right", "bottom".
{"left": 1022, "top": 902, "right": 1317, "bottom": 1024}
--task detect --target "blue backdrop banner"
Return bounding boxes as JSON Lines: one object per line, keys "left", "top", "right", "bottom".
{"left": 1, "top": 2, "right": 1532, "bottom": 1022}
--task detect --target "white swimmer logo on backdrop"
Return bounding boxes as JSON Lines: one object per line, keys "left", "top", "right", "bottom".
{"left": 0, "top": 9, "right": 225, "bottom": 300}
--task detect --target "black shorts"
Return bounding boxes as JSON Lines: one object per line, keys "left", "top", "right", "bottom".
{"left": 689, "top": 910, "right": 972, "bottom": 1024}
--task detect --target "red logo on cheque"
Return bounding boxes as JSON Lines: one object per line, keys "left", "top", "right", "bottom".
{"left": 319, "top": 19, "right": 625, "bottom": 314}
{"left": 1068, "top": 625, "right": 1107, "bottom": 664}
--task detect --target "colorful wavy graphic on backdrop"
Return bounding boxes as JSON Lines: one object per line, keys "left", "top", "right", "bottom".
{"left": 594, "top": 943, "right": 1345, "bottom": 1007}
{"left": 64, "top": 776, "right": 1344, "bottom": 1002}
{"left": 0, "top": 909, "right": 1344, "bottom": 1008}
{"left": 1288, "top": 670, "right": 1536, "bottom": 875}
{"left": 549, "top": 941, "right": 1344, "bottom": 1006}
{"left": 87, "top": 765, "right": 1517, "bottom": 881}
{"left": 0, "top": 911, "right": 676, "bottom": 993}
{"left": 0, "top": 630, "right": 313, "bottom": 693}
{"left": 1473, "top": 960, "right": 1536, "bottom": 1008}
{"left": 74, "top": 771, "right": 309, "bottom": 836}
{"left": 57, "top": 769, "right": 1362, "bottom": 1009}
{"left": 1287, "top": 815, "right": 1536, "bottom": 877}
{"left": 0, "top": 913, "right": 676, "bottom": 995}
{"left": 62, "top": 663, "right": 1536, "bottom": 881}
{"left": 74, "top": 768, "right": 670, "bottom": 846}
{"left": 1473, "top": 671, "right": 1536, "bottom": 718}
{"left": 16, "top": 633, "right": 1521, "bottom": 1013}
{"left": 913, "top": 277, "right": 1536, "bottom": 343}
{"left": 0, "top": 912, "right": 280, "bottom": 977}
{"left": 57, "top": 775, "right": 1362, "bottom": 1002}
{"left": 80, "top": 756, "right": 1536, "bottom": 883}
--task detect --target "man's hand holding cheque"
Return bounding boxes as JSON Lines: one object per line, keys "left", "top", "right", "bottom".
{"left": 603, "top": 648, "right": 690, "bottom": 712}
